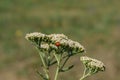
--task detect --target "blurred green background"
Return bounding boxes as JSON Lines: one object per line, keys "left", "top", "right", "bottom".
{"left": 0, "top": 0, "right": 120, "bottom": 80}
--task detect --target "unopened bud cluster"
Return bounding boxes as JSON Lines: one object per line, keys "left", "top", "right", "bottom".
{"left": 25, "top": 32, "right": 85, "bottom": 54}
{"left": 80, "top": 56, "right": 105, "bottom": 74}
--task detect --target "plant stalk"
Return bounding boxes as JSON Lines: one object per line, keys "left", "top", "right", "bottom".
{"left": 54, "top": 64, "right": 60, "bottom": 80}
{"left": 79, "top": 73, "right": 90, "bottom": 80}
{"left": 37, "top": 48, "right": 50, "bottom": 80}
{"left": 53, "top": 53, "right": 62, "bottom": 80}
{"left": 79, "top": 68, "right": 90, "bottom": 80}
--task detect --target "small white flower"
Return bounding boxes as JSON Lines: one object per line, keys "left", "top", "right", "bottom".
{"left": 48, "top": 34, "right": 68, "bottom": 43}
{"left": 40, "top": 43, "right": 49, "bottom": 51}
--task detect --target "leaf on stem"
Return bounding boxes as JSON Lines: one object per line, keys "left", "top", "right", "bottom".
{"left": 59, "top": 65, "right": 74, "bottom": 72}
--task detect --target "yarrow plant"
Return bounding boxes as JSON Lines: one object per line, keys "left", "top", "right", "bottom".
{"left": 25, "top": 32, "right": 105, "bottom": 80}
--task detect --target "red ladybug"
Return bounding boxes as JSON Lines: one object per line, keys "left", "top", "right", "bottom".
{"left": 55, "top": 42, "right": 60, "bottom": 47}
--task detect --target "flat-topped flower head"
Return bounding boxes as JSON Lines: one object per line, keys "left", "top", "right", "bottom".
{"left": 80, "top": 56, "right": 105, "bottom": 74}
{"left": 25, "top": 32, "right": 85, "bottom": 54}
{"left": 88, "top": 60, "right": 105, "bottom": 71}
{"left": 25, "top": 32, "right": 47, "bottom": 43}
{"left": 25, "top": 32, "right": 45, "bottom": 40}
{"left": 48, "top": 34, "right": 85, "bottom": 54}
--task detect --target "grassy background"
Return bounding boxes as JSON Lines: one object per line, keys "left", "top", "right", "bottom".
{"left": 0, "top": 0, "right": 120, "bottom": 80}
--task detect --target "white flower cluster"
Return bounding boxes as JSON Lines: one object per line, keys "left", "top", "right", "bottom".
{"left": 25, "top": 32, "right": 45, "bottom": 40}
{"left": 48, "top": 34, "right": 68, "bottom": 42}
{"left": 25, "top": 32, "right": 85, "bottom": 54}
{"left": 80, "top": 56, "right": 105, "bottom": 72}
{"left": 48, "top": 33, "right": 85, "bottom": 53}
{"left": 25, "top": 32, "right": 48, "bottom": 43}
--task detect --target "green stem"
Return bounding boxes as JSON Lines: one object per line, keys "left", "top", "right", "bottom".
{"left": 37, "top": 48, "right": 50, "bottom": 80}
{"left": 60, "top": 56, "right": 70, "bottom": 69}
{"left": 79, "top": 67, "right": 90, "bottom": 80}
{"left": 54, "top": 65, "right": 60, "bottom": 80}
{"left": 53, "top": 53, "right": 62, "bottom": 80}
{"left": 79, "top": 73, "right": 90, "bottom": 80}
